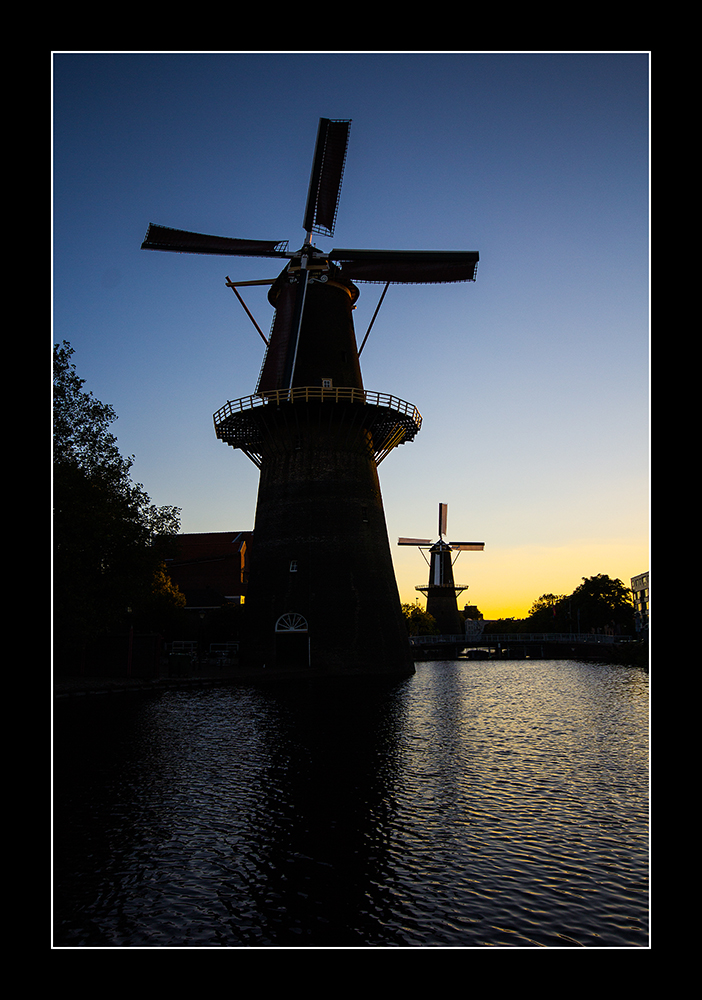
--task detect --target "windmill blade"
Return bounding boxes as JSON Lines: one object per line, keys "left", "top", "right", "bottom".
{"left": 449, "top": 542, "right": 485, "bottom": 551}
{"left": 398, "top": 537, "right": 433, "bottom": 546}
{"left": 141, "top": 224, "right": 290, "bottom": 258}
{"left": 439, "top": 503, "right": 448, "bottom": 538}
{"left": 303, "top": 119, "right": 351, "bottom": 238}
{"left": 329, "top": 249, "right": 479, "bottom": 284}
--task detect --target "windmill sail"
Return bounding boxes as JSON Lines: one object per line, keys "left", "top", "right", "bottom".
{"left": 399, "top": 504, "right": 484, "bottom": 553}
{"left": 141, "top": 224, "right": 289, "bottom": 257}
{"left": 303, "top": 119, "right": 351, "bottom": 238}
{"left": 439, "top": 503, "right": 448, "bottom": 538}
{"left": 329, "top": 249, "right": 479, "bottom": 284}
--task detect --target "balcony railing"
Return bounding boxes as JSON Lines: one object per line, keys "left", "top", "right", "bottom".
{"left": 213, "top": 386, "right": 423, "bottom": 465}
{"left": 213, "top": 386, "right": 422, "bottom": 429}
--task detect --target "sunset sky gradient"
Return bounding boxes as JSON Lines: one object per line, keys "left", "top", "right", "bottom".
{"left": 52, "top": 52, "right": 649, "bottom": 619}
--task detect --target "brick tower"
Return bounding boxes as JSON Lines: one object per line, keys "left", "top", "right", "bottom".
{"left": 214, "top": 256, "right": 422, "bottom": 674}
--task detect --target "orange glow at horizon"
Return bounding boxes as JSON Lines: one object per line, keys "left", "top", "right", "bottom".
{"left": 394, "top": 538, "right": 649, "bottom": 622}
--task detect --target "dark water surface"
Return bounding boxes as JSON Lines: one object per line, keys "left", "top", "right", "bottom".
{"left": 53, "top": 659, "right": 649, "bottom": 948}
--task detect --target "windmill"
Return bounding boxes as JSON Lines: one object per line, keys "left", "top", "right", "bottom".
{"left": 142, "top": 119, "right": 479, "bottom": 676}
{"left": 399, "top": 503, "right": 484, "bottom": 635}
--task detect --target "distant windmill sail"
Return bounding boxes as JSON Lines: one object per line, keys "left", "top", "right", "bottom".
{"left": 439, "top": 503, "right": 448, "bottom": 539}
{"left": 399, "top": 504, "right": 484, "bottom": 554}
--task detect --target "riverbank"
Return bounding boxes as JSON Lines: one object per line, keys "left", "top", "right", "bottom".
{"left": 413, "top": 640, "right": 648, "bottom": 669}
{"left": 54, "top": 651, "right": 648, "bottom": 699}
{"left": 53, "top": 666, "right": 329, "bottom": 697}
{"left": 53, "top": 663, "right": 420, "bottom": 697}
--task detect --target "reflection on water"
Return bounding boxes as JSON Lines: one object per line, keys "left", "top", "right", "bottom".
{"left": 53, "top": 660, "right": 649, "bottom": 947}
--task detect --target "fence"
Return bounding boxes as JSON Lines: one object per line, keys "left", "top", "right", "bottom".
{"left": 410, "top": 632, "right": 624, "bottom": 646}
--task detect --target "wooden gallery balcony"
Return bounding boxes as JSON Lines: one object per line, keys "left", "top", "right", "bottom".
{"left": 213, "top": 386, "right": 422, "bottom": 467}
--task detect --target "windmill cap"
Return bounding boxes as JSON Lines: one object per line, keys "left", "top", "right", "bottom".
{"left": 268, "top": 258, "right": 359, "bottom": 308}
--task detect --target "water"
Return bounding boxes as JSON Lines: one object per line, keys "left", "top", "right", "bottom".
{"left": 52, "top": 659, "right": 649, "bottom": 948}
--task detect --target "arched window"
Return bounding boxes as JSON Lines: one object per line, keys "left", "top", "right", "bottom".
{"left": 275, "top": 613, "right": 308, "bottom": 633}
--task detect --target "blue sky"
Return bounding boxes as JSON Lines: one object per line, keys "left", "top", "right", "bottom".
{"left": 52, "top": 52, "right": 650, "bottom": 618}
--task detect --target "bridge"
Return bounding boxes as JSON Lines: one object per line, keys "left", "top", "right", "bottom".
{"left": 409, "top": 632, "right": 633, "bottom": 659}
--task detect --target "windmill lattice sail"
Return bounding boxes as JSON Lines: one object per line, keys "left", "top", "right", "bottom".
{"left": 303, "top": 118, "right": 351, "bottom": 238}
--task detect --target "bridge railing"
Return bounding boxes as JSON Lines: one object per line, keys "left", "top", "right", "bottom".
{"left": 409, "top": 633, "right": 626, "bottom": 645}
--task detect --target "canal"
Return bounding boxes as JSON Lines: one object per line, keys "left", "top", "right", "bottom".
{"left": 53, "top": 658, "right": 649, "bottom": 948}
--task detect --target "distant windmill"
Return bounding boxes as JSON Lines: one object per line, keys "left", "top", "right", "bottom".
{"left": 399, "top": 503, "right": 484, "bottom": 635}
{"left": 142, "top": 119, "right": 479, "bottom": 676}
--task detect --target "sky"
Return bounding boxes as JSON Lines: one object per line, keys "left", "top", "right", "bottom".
{"left": 52, "top": 51, "right": 650, "bottom": 620}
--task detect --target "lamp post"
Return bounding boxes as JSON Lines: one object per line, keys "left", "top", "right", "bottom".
{"left": 198, "top": 612, "right": 206, "bottom": 672}
{"left": 126, "top": 607, "right": 133, "bottom": 677}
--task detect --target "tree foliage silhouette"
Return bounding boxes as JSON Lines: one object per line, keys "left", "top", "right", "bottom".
{"left": 524, "top": 574, "right": 634, "bottom": 634}
{"left": 401, "top": 603, "right": 439, "bottom": 635}
{"left": 53, "top": 341, "right": 184, "bottom": 663}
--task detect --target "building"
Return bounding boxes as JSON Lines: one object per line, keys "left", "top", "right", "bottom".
{"left": 462, "top": 603, "right": 485, "bottom": 637}
{"left": 165, "top": 531, "right": 251, "bottom": 610}
{"left": 630, "top": 571, "right": 649, "bottom": 633}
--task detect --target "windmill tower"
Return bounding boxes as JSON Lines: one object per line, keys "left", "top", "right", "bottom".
{"left": 142, "top": 119, "right": 479, "bottom": 677}
{"left": 399, "top": 503, "right": 484, "bottom": 635}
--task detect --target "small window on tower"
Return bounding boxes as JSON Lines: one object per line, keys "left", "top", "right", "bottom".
{"left": 322, "top": 378, "right": 332, "bottom": 388}
{"left": 290, "top": 560, "right": 298, "bottom": 573}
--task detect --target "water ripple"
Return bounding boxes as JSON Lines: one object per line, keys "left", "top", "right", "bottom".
{"left": 54, "top": 660, "right": 648, "bottom": 947}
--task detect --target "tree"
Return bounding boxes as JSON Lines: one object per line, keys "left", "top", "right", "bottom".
{"left": 53, "top": 341, "right": 184, "bottom": 663}
{"left": 522, "top": 575, "right": 635, "bottom": 635}
{"left": 568, "top": 574, "right": 635, "bottom": 635}
{"left": 138, "top": 561, "right": 187, "bottom": 634}
{"left": 401, "top": 603, "right": 439, "bottom": 635}
{"left": 525, "top": 593, "right": 567, "bottom": 631}
{"left": 53, "top": 340, "right": 130, "bottom": 476}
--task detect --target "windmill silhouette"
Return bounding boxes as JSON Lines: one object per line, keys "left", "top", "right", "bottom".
{"left": 399, "top": 503, "right": 484, "bottom": 635}
{"left": 142, "top": 119, "right": 479, "bottom": 675}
